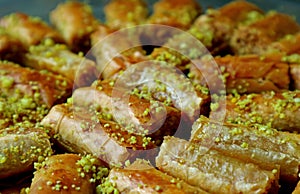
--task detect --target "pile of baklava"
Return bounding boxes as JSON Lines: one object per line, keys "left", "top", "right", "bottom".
{"left": 0, "top": 0, "right": 300, "bottom": 193}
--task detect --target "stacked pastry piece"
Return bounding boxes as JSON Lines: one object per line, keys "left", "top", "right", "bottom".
{"left": 0, "top": 0, "right": 300, "bottom": 193}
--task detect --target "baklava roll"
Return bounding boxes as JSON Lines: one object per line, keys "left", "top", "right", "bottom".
{"left": 212, "top": 90, "right": 300, "bottom": 132}
{"left": 0, "top": 126, "right": 52, "bottom": 179}
{"left": 156, "top": 136, "right": 279, "bottom": 194}
{"left": 41, "top": 103, "right": 156, "bottom": 166}
{"left": 189, "top": 54, "right": 290, "bottom": 94}
{"left": 230, "top": 12, "right": 300, "bottom": 55}
{"left": 105, "top": 160, "right": 208, "bottom": 194}
{"left": 108, "top": 61, "right": 210, "bottom": 122}
{"left": 0, "top": 12, "right": 63, "bottom": 48}
{"left": 148, "top": 0, "right": 201, "bottom": 30}
{"left": 189, "top": 0, "right": 263, "bottom": 54}
{"left": 23, "top": 39, "right": 98, "bottom": 87}
{"left": 143, "top": 55, "right": 212, "bottom": 120}
{"left": 72, "top": 80, "right": 181, "bottom": 142}
{"left": 50, "top": 1, "right": 99, "bottom": 52}
{"left": 29, "top": 154, "right": 98, "bottom": 194}
{"left": 104, "top": 0, "right": 148, "bottom": 30}
{"left": 191, "top": 116, "right": 300, "bottom": 183}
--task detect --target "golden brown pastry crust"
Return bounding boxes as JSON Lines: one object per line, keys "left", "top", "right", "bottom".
{"left": 212, "top": 91, "right": 300, "bottom": 132}
{"left": 156, "top": 136, "right": 279, "bottom": 194}
{"left": 104, "top": 0, "right": 148, "bottom": 29}
{"left": 0, "top": 13, "right": 63, "bottom": 48}
{"left": 142, "top": 0, "right": 201, "bottom": 46}
{"left": 189, "top": 0, "right": 263, "bottom": 54}
{"left": 50, "top": 1, "right": 99, "bottom": 53}
{"left": 108, "top": 160, "right": 208, "bottom": 194}
{"left": 217, "top": 0, "right": 264, "bottom": 22}
{"left": 41, "top": 103, "right": 157, "bottom": 166}
{"left": 190, "top": 54, "right": 290, "bottom": 94}
{"left": 0, "top": 126, "right": 52, "bottom": 179}
{"left": 0, "top": 60, "right": 72, "bottom": 130}
{"left": 191, "top": 116, "right": 300, "bottom": 183}
{"left": 22, "top": 40, "right": 98, "bottom": 88}
{"left": 230, "top": 12, "right": 300, "bottom": 55}
{"left": 72, "top": 80, "right": 181, "bottom": 142}
{"left": 148, "top": 0, "right": 201, "bottom": 30}
{"left": 29, "top": 154, "right": 94, "bottom": 194}
{"left": 267, "top": 33, "right": 300, "bottom": 55}
{"left": 0, "top": 60, "right": 72, "bottom": 108}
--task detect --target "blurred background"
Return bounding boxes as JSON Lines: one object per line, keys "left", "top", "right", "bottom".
{"left": 0, "top": 0, "right": 300, "bottom": 23}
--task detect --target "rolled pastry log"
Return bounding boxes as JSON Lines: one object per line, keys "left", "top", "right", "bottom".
{"left": 29, "top": 154, "right": 97, "bottom": 194}
{"left": 72, "top": 80, "right": 181, "bottom": 141}
{"left": 106, "top": 160, "right": 208, "bottom": 194}
{"left": 211, "top": 90, "right": 300, "bottom": 132}
{"left": 156, "top": 136, "right": 279, "bottom": 194}
{"left": 191, "top": 116, "right": 300, "bottom": 183}
{"left": 41, "top": 103, "right": 157, "bottom": 166}
{"left": 0, "top": 126, "right": 52, "bottom": 179}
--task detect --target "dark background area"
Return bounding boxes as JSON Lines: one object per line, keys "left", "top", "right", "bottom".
{"left": 0, "top": 0, "right": 300, "bottom": 23}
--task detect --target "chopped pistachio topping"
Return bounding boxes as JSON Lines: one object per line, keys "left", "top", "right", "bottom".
{"left": 281, "top": 54, "right": 300, "bottom": 63}
{"left": 240, "top": 142, "right": 249, "bottom": 149}
{"left": 0, "top": 76, "right": 14, "bottom": 88}
{"left": 129, "top": 136, "right": 137, "bottom": 144}
{"left": 0, "top": 154, "right": 7, "bottom": 164}
{"left": 96, "top": 177, "right": 119, "bottom": 194}
{"left": 272, "top": 169, "right": 278, "bottom": 174}
{"left": 76, "top": 154, "right": 109, "bottom": 183}
{"left": 189, "top": 26, "right": 214, "bottom": 47}
{"left": 151, "top": 48, "right": 189, "bottom": 68}
{"left": 125, "top": 160, "right": 131, "bottom": 167}
{"left": 243, "top": 11, "right": 265, "bottom": 25}
{"left": 210, "top": 102, "right": 219, "bottom": 111}
{"left": 154, "top": 185, "right": 162, "bottom": 191}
